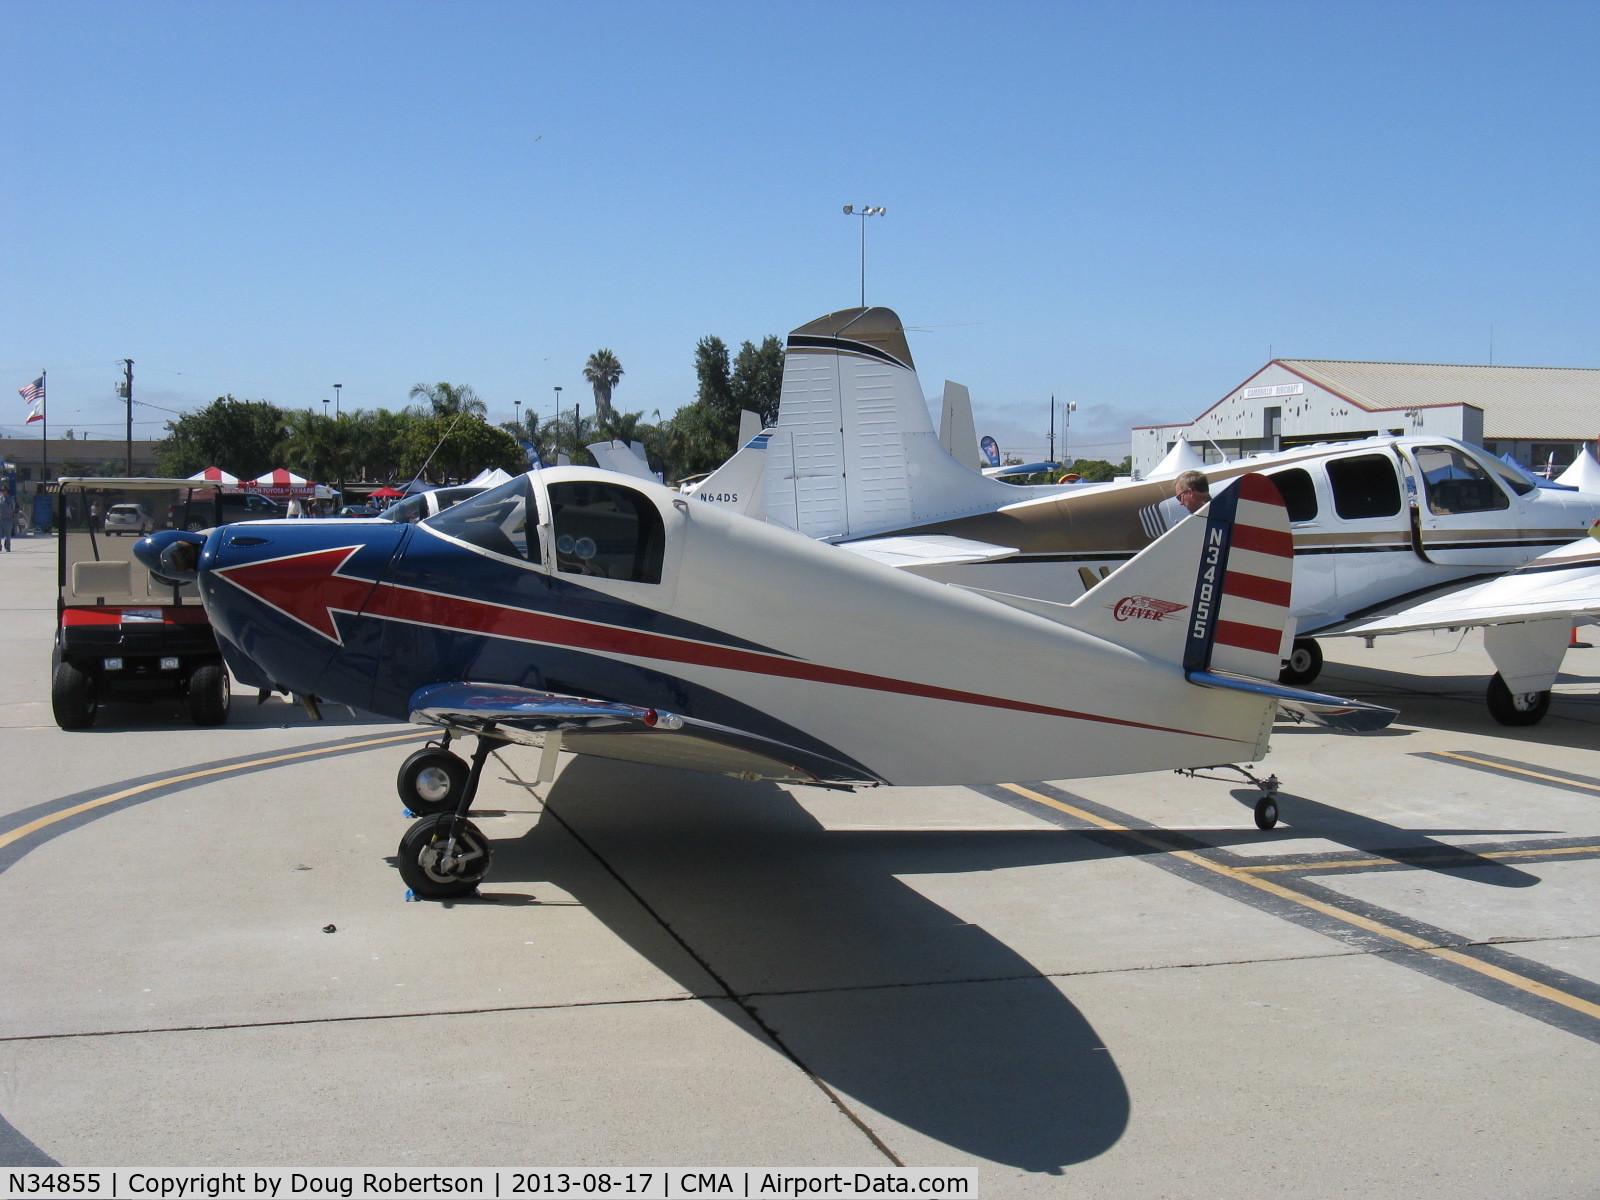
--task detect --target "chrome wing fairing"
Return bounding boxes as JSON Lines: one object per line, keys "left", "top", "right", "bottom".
{"left": 407, "top": 682, "right": 882, "bottom": 785}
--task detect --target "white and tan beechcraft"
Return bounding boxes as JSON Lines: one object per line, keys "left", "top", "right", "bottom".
{"left": 692, "top": 307, "right": 1600, "bottom": 725}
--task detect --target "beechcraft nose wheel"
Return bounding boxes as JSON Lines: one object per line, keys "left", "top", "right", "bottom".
{"left": 397, "top": 748, "right": 469, "bottom": 815}
{"left": 398, "top": 814, "right": 492, "bottom": 899}
{"left": 1254, "top": 796, "right": 1279, "bottom": 830}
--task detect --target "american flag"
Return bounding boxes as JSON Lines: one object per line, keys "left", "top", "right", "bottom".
{"left": 18, "top": 376, "right": 44, "bottom": 403}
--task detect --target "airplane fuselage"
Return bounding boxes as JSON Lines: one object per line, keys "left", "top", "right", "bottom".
{"left": 183, "top": 468, "right": 1289, "bottom": 788}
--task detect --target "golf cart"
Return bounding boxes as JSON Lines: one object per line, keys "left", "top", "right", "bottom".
{"left": 51, "top": 478, "right": 232, "bottom": 729}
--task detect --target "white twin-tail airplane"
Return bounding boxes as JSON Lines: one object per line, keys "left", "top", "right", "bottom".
{"left": 693, "top": 307, "right": 1600, "bottom": 725}
{"left": 135, "top": 463, "right": 1390, "bottom": 899}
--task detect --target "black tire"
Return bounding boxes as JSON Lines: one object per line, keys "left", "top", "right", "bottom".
{"left": 396, "top": 749, "right": 470, "bottom": 815}
{"left": 1254, "top": 796, "right": 1279, "bottom": 830}
{"left": 398, "top": 815, "right": 492, "bottom": 899}
{"left": 188, "top": 662, "right": 231, "bottom": 726}
{"left": 51, "top": 661, "right": 97, "bottom": 730}
{"left": 1278, "top": 637, "right": 1323, "bottom": 686}
{"left": 185, "top": 520, "right": 205, "bottom": 533}
{"left": 1486, "top": 673, "right": 1550, "bottom": 726}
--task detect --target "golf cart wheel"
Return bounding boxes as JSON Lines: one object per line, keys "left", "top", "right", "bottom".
{"left": 52, "top": 661, "right": 98, "bottom": 730}
{"left": 397, "top": 749, "right": 470, "bottom": 816}
{"left": 1278, "top": 638, "right": 1323, "bottom": 686}
{"left": 188, "top": 662, "right": 231, "bottom": 726}
{"left": 398, "top": 815, "right": 492, "bottom": 899}
{"left": 1486, "top": 673, "right": 1550, "bottom": 727}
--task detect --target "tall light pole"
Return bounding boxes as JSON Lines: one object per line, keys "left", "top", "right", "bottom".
{"left": 842, "top": 205, "right": 886, "bottom": 307}
{"left": 514, "top": 397, "right": 522, "bottom": 433}
{"left": 553, "top": 386, "right": 563, "bottom": 462}
{"left": 333, "top": 383, "right": 342, "bottom": 418}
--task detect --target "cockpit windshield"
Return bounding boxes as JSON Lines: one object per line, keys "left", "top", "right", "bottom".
{"left": 423, "top": 475, "right": 539, "bottom": 562}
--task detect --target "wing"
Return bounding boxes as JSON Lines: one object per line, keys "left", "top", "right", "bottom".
{"left": 835, "top": 534, "right": 1019, "bottom": 569}
{"left": 407, "top": 682, "right": 880, "bottom": 786}
{"left": 1324, "top": 537, "right": 1600, "bottom": 638}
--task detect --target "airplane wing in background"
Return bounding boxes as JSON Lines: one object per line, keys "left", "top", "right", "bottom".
{"left": 1323, "top": 537, "right": 1600, "bottom": 638}
{"left": 408, "top": 682, "right": 880, "bottom": 786}
{"left": 1317, "top": 536, "right": 1600, "bottom": 698}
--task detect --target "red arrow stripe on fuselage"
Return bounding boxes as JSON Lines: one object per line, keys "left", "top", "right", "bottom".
{"left": 358, "top": 577, "right": 1236, "bottom": 741}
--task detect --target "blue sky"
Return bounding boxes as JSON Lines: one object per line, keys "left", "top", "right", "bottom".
{"left": 4, "top": 0, "right": 1597, "bottom": 464}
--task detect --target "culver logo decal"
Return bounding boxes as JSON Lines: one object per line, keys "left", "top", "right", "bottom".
{"left": 1111, "top": 595, "right": 1187, "bottom": 622}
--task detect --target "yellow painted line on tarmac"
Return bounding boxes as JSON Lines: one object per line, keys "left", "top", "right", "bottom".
{"left": 0, "top": 730, "right": 428, "bottom": 853}
{"left": 1238, "top": 844, "right": 1600, "bottom": 874}
{"left": 1435, "top": 751, "right": 1600, "bottom": 795}
{"left": 1001, "top": 782, "right": 1600, "bottom": 1024}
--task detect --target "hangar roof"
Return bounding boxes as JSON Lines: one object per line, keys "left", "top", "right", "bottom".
{"left": 1279, "top": 360, "right": 1600, "bottom": 439}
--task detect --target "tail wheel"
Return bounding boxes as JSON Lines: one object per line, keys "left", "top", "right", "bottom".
{"left": 1486, "top": 673, "right": 1550, "bottom": 726}
{"left": 397, "top": 749, "right": 469, "bottom": 815}
{"left": 51, "top": 662, "right": 98, "bottom": 730}
{"left": 1278, "top": 637, "right": 1323, "bottom": 686}
{"left": 188, "top": 662, "right": 231, "bottom": 726}
{"left": 398, "top": 815, "right": 492, "bottom": 899}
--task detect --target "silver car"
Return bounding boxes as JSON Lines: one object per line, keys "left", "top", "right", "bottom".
{"left": 103, "top": 502, "right": 154, "bottom": 536}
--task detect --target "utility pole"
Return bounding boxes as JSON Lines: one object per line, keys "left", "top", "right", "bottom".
{"left": 118, "top": 360, "right": 134, "bottom": 473}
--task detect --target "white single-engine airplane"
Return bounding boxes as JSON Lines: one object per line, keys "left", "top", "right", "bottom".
{"left": 692, "top": 307, "right": 1600, "bottom": 724}
{"left": 136, "top": 465, "right": 1391, "bottom": 899}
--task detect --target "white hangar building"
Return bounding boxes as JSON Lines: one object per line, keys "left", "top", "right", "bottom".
{"left": 1132, "top": 360, "right": 1600, "bottom": 479}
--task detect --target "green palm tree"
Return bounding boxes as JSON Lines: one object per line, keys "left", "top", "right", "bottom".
{"left": 278, "top": 409, "right": 339, "bottom": 482}
{"left": 583, "top": 350, "right": 623, "bottom": 420}
{"left": 407, "top": 382, "right": 487, "bottom": 419}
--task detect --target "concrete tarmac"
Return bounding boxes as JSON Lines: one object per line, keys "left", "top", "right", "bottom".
{"left": 3, "top": 528, "right": 1600, "bottom": 1196}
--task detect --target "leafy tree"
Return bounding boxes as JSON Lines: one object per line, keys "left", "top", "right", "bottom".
{"left": 397, "top": 413, "right": 522, "bottom": 484}
{"left": 1067, "top": 457, "right": 1131, "bottom": 483}
{"left": 407, "top": 382, "right": 487, "bottom": 419}
{"left": 658, "top": 401, "right": 733, "bottom": 481}
{"left": 278, "top": 409, "right": 344, "bottom": 483}
{"left": 729, "top": 336, "right": 785, "bottom": 427}
{"left": 355, "top": 409, "right": 412, "bottom": 482}
{"left": 583, "top": 349, "right": 624, "bottom": 420}
{"left": 154, "top": 396, "right": 287, "bottom": 478}
{"left": 693, "top": 336, "right": 734, "bottom": 422}
{"left": 500, "top": 411, "right": 555, "bottom": 467}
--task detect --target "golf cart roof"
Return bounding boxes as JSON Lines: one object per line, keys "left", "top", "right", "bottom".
{"left": 52, "top": 477, "right": 210, "bottom": 491}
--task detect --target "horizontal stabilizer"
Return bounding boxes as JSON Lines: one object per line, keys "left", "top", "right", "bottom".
{"left": 1185, "top": 669, "right": 1399, "bottom": 733}
{"left": 838, "top": 534, "right": 1019, "bottom": 568}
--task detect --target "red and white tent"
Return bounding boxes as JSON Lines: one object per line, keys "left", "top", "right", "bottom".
{"left": 188, "top": 466, "right": 240, "bottom": 486}
{"left": 242, "top": 467, "right": 316, "bottom": 501}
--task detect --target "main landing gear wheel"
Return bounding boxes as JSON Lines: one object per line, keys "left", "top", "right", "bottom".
{"left": 1278, "top": 638, "right": 1323, "bottom": 686}
{"left": 397, "top": 814, "right": 492, "bottom": 899}
{"left": 188, "top": 662, "right": 231, "bottom": 726}
{"left": 51, "top": 661, "right": 97, "bottom": 730}
{"left": 1486, "top": 673, "right": 1550, "bottom": 726}
{"left": 1254, "top": 796, "right": 1280, "bottom": 830}
{"left": 397, "top": 749, "right": 469, "bottom": 815}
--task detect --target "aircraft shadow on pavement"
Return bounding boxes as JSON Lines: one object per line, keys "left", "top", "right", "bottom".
{"left": 1225, "top": 790, "right": 1543, "bottom": 887}
{"left": 483, "top": 757, "right": 1132, "bottom": 1174}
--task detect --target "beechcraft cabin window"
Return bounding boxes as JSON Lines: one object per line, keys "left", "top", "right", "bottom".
{"left": 548, "top": 481, "right": 664, "bottom": 584}
{"left": 1413, "top": 445, "right": 1511, "bottom": 515}
{"left": 1264, "top": 467, "right": 1318, "bottom": 523}
{"left": 1326, "top": 454, "right": 1402, "bottom": 521}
